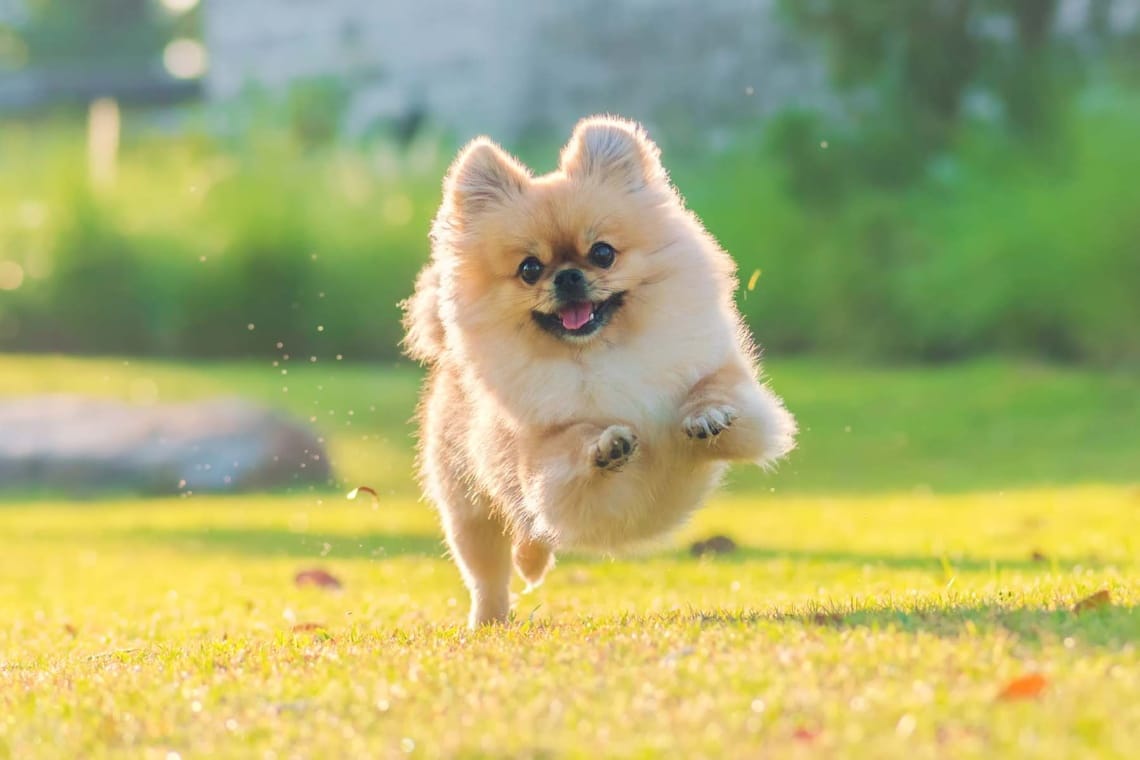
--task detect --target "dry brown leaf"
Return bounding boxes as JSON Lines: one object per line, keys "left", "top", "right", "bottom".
{"left": 1072, "top": 589, "right": 1111, "bottom": 614}
{"left": 347, "top": 485, "right": 380, "bottom": 505}
{"left": 291, "top": 622, "right": 327, "bottom": 633}
{"left": 811, "top": 612, "right": 844, "bottom": 626}
{"left": 1030, "top": 550, "right": 1048, "bottom": 563}
{"left": 63, "top": 623, "right": 78, "bottom": 637}
{"left": 689, "top": 534, "right": 738, "bottom": 557}
{"left": 792, "top": 726, "right": 820, "bottom": 743}
{"left": 996, "top": 673, "right": 1048, "bottom": 701}
{"left": 294, "top": 568, "right": 343, "bottom": 590}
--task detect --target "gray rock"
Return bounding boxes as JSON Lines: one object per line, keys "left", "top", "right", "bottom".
{"left": 0, "top": 396, "right": 331, "bottom": 495}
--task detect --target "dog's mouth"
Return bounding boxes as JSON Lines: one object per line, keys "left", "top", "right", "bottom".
{"left": 531, "top": 292, "right": 626, "bottom": 340}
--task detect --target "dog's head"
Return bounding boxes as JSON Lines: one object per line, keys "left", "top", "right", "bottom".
{"left": 431, "top": 116, "right": 710, "bottom": 353}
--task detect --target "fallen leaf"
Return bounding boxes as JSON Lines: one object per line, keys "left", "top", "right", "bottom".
{"left": 1072, "top": 589, "right": 1111, "bottom": 614}
{"left": 811, "top": 612, "right": 844, "bottom": 626}
{"left": 792, "top": 726, "right": 820, "bottom": 742}
{"left": 291, "top": 622, "right": 327, "bottom": 633}
{"left": 747, "top": 269, "right": 762, "bottom": 291}
{"left": 294, "top": 569, "right": 342, "bottom": 590}
{"left": 347, "top": 485, "right": 380, "bottom": 505}
{"left": 996, "top": 673, "right": 1048, "bottom": 701}
{"left": 63, "top": 623, "right": 78, "bottom": 637}
{"left": 1030, "top": 550, "right": 1048, "bottom": 563}
{"left": 689, "top": 534, "right": 738, "bottom": 557}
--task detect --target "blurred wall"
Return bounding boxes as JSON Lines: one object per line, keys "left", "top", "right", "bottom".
{"left": 201, "top": 0, "right": 829, "bottom": 144}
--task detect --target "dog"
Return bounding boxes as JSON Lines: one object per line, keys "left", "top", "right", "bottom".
{"left": 401, "top": 115, "right": 796, "bottom": 627}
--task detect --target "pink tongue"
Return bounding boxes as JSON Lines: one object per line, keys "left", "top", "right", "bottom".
{"left": 559, "top": 302, "right": 594, "bottom": 330}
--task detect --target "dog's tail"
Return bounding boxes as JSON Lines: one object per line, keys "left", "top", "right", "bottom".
{"left": 400, "top": 263, "right": 446, "bottom": 364}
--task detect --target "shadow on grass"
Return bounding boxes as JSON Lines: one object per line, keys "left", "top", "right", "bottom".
{"left": 113, "top": 527, "right": 1134, "bottom": 648}
{"left": 682, "top": 604, "right": 1138, "bottom": 649}
{"left": 123, "top": 527, "right": 445, "bottom": 560}
{"left": 670, "top": 545, "right": 1104, "bottom": 573}
{"left": 122, "top": 527, "right": 1103, "bottom": 575}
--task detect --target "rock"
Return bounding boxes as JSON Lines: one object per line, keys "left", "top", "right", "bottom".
{"left": 0, "top": 395, "right": 330, "bottom": 494}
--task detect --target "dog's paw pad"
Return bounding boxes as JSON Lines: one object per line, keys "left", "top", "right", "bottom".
{"left": 683, "top": 405, "right": 738, "bottom": 440}
{"left": 592, "top": 425, "right": 638, "bottom": 470}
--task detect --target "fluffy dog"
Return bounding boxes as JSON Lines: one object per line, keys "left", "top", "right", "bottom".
{"left": 401, "top": 115, "right": 796, "bottom": 627}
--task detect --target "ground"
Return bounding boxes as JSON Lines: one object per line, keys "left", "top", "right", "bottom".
{"left": 0, "top": 356, "right": 1138, "bottom": 758}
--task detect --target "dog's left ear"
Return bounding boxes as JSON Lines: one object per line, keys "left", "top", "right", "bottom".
{"left": 560, "top": 115, "right": 666, "bottom": 191}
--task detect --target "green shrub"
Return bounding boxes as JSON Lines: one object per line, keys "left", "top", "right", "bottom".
{"left": 685, "top": 95, "right": 1140, "bottom": 365}
{"left": 0, "top": 98, "right": 1136, "bottom": 365}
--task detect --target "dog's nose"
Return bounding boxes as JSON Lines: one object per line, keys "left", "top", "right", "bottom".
{"left": 554, "top": 269, "right": 585, "bottom": 290}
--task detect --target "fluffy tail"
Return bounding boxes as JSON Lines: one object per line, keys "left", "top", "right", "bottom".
{"left": 400, "top": 264, "right": 446, "bottom": 363}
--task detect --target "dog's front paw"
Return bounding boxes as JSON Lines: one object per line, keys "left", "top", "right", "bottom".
{"left": 591, "top": 425, "right": 638, "bottom": 471}
{"left": 683, "top": 404, "right": 738, "bottom": 440}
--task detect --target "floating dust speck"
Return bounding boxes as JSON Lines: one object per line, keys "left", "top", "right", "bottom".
{"left": 246, "top": 323, "right": 255, "bottom": 331}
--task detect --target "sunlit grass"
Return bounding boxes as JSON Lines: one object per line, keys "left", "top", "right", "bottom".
{"left": 1, "top": 355, "right": 1137, "bottom": 756}
{"left": 1, "top": 488, "right": 1137, "bottom": 757}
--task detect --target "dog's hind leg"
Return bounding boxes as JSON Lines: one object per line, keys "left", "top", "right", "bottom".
{"left": 512, "top": 537, "right": 555, "bottom": 591}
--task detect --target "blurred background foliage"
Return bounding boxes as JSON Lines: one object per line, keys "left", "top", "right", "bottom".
{"left": 0, "top": 0, "right": 1137, "bottom": 365}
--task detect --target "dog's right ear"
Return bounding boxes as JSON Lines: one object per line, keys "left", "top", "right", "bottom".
{"left": 443, "top": 137, "right": 531, "bottom": 218}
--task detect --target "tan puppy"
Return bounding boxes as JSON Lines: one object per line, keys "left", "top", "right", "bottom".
{"left": 402, "top": 115, "right": 796, "bottom": 627}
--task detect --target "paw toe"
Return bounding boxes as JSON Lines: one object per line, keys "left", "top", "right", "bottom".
{"left": 593, "top": 425, "right": 638, "bottom": 470}
{"left": 685, "top": 405, "right": 738, "bottom": 439}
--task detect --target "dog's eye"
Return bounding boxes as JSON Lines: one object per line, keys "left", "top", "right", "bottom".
{"left": 518, "top": 256, "right": 544, "bottom": 285}
{"left": 588, "top": 242, "right": 616, "bottom": 269}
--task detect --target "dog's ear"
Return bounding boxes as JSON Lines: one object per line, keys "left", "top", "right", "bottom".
{"left": 443, "top": 137, "right": 531, "bottom": 218}
{"left": 560, "top": 115, "right": 666, "bottom": 191}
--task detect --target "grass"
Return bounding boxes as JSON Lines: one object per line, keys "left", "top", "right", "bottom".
{"left": 1, "top": 355, "right": 1138, "bottom": 757}
{"left": 2, "top": 354, "right": 1139, "bottom": 496}
{"left": 1, "top": 490, "right": 1137, "bottom": 758}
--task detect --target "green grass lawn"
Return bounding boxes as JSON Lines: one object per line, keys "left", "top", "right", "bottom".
{"left": 1, "top": 355, "right": 1138, "bottom": 758}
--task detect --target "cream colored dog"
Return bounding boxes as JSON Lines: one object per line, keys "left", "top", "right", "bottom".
{"left": 402, "top": 115, "right": 796, "bottom": 627}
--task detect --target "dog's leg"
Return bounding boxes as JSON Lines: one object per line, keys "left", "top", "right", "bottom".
{"left": 440, "top": 505, "right": 512, "bottom": 628}
{"left": 680, "top": 361, "right": 796, "bottom": 466}
{"left": 520, "top": 421, "right": 639, "bottom": 482}
{"left": 516, "top": 421, "right": 639, "bottom": 537}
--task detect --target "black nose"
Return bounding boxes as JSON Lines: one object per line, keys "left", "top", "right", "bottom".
{"left": 553, "top": 268, "right": 588, "bottom": 299}
{"left": 554, "top": 269, "right": 585, "bottom": 289}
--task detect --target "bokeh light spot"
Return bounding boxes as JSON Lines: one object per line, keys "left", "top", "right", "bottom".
{"left": 0, "top": 261, "right": 24, "bottom": 291}
{"left": 163, "top": 39, "right": 208, "bottom": 80}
